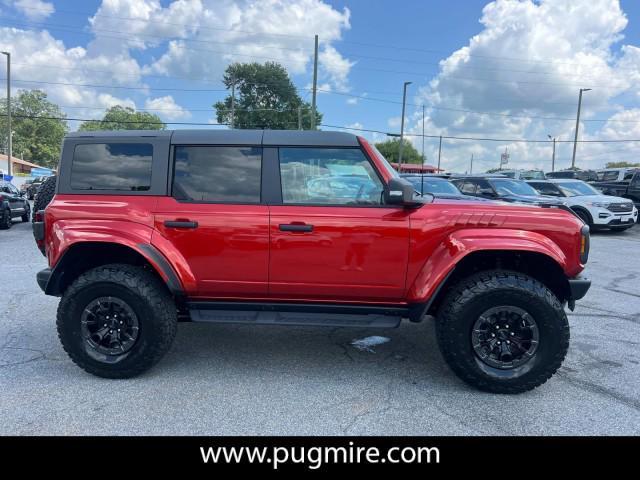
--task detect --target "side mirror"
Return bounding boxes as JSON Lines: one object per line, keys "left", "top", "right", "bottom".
{"left": 384, "top": 177, "right": 421, "bottom": 207}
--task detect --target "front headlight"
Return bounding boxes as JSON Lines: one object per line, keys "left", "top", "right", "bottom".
{"left": 588, "top": 202, "right": 610, "bottom": 208}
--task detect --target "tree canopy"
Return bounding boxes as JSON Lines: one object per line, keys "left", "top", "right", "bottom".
{"left": 605, "top": 161, "right": 640, "bottom": 168}
{"left": 78, "top": 106, "right": 165, "bottom": 131}
{"left": 374, "top": 138, "right": 423, "bottom": 164}
{"left": 214, "top": 62, "right": 321, "bottom": 129}
{"left": 0, "top": 90, "right": 67, "bottom": 168}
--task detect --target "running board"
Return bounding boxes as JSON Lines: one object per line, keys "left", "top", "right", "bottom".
{"left": 187, "top": 301, "right": 406, "bottom": 328}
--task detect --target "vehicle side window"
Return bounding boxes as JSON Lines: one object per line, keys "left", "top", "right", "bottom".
{"left": 632, "top": 173, "right": 640, "bottom": 187}
{"left": 602, "top": 171, "right": 619, "bottom": 181}
{"left": 278, "top": 148, "right": 384, "bottom": 205}
{"left": 71, "top": 143, "right": 153, "bottom": 191}
{"left": 476, "top": 180, "right": 494, "bottom": 196}
{"left": 458, "top": 181, "right": 477, "bottom": 195}
{"left": 531, "top": 183, "right": 561, "bottom": 196}
{"left": 623, "top": 171, "right": 635, "bottom": 181}
{"left": 172, "top": 146, "right": 262, "bottom": 203}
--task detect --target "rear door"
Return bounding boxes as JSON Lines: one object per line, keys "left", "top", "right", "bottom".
{"left": 267, "top": 146, "right": 410, "bottom": 302}
{"left": 153, "top": 143, "right": 269, "bottom": 298}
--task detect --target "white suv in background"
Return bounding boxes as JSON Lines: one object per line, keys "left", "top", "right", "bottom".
{"left": 527, "top": 179, "right": 638, "bottom": 231}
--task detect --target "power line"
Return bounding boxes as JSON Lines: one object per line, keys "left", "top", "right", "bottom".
{"left": 4, "top": 18, "right": 630, "bottom": 84}
{"left": 1, "top": 19, "right": 631, "bottom": 89}
{"left": 3, "top": 112, "right": 640, "bottom": 143}
{"left": 6, "top": 5, "right": 639, "bottom": 73}
{"left": 6, "top": 77, "right": 640, "bottom": 125}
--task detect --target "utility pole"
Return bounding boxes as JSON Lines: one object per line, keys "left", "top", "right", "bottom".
{"left": 298, "top": 106, "right": 302, "bottom": 130}
{"left": 397, "top": 81, "right": 412, "bottom": 170}
{"left": 548, "top": 135, "right": 557, "bottom": 172}
{"left": 470, "top": 154, "right": 474, "bottom": 174}
{"left": 571, "top": 88, "right": 591, "bottom": 169}
{"left": 311, "top": 34, "right": 318, "bottom": 130}
{"left": 230, "top": 77, "right": 235, "bottom": 129}
{"left": 421, "top": 104, "right": 425, "bottom": 165}
{"left": 437, "top": 135, "right": 442, "bottom": 172}
{"left": 1, "top": 51, "right": 10, "bottom": 177}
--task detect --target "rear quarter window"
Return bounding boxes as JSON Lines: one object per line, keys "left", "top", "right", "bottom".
{"left": 70, "top": 143, "right": 153, "bottom": 191}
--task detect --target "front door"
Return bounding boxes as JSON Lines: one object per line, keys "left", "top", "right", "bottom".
{"left": 153, "top": 145, "right": 269, "bottom": 298}
{"left": 268, "top": 147, "right": 410, "bottom": 302}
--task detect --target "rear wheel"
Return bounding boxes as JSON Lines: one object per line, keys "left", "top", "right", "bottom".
{"left": 21, "top": 203, "right": 30, "bottom": 222}
{"left": 0, "top": 208, "right": 11, "bottom": 229}
{"left": 436, "top": 270, "right": 569, "bottom": 394}
{"left": 57, "top": 264, "right": 177, "bottom": 378}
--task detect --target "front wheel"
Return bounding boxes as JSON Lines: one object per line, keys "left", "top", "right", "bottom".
{"left": 436, "top": 270, "right": 569, "bottom": 394}
{"left": 57, "top": 264, "right": 177, "bottom": 378}
{"left": 0, "top": 208, "right": 11, "bottom": 229}
{"left": 21, "top": 203, "right": 30, "bottom": 222}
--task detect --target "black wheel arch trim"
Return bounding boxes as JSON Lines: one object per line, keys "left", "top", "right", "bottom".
{"left": 36, "top": 243, "right": 184, "bottom": 297}
{"left": 137, "top": 243, "right": 185, "bottom": 297}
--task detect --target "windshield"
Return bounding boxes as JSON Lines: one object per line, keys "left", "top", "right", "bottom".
{"left": 521, "top": 170, "right": 546, "bottom": 179}
{"left": 555, "top": 181, "right": 600, "bottom": 197}
{"left": 489, "top": 179, "right": 539, "bottom": 196}
{"left": 405, "top": 177, "right": 460, "bottom": 195}
{"left": 369, "top": 143, "right": 399, "bottom": 179}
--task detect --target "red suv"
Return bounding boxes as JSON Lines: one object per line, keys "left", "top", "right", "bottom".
{"left": 33, "top": 130, "right": 591, "bottom": 393}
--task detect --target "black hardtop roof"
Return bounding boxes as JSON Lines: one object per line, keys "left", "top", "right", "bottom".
{"left": 65, "top": 129, "right": 361, "bottom": 147}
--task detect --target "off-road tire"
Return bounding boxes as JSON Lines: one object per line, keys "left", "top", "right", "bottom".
{"left": 57, "top": 264, "right": 177, "bottom": 378}
{"left": 436, "top": 270, "right": 569, "bottom": 394}
{"left": 0, "top": 207, "right": 11, "bottom": 229}
{"left": 32, "top": 175, "right": 56, "bottom": 221}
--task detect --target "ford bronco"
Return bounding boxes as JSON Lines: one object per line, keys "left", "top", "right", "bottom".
{"left": 33, "top": 130, "right": 591, "bottom": 393}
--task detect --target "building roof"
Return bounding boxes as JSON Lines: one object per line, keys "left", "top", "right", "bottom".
{"left": 0, "top": 154, "right": 48, "bottom": 169}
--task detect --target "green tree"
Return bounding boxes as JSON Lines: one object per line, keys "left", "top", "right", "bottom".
{"left": 0, "top": 90, "right": 67, "bottom": 168}
{"left": 78, "top": 105, "right": 165, "bottom": 131}
{"left": 374, "top": 138, "right": 423, "bottom": 164}
{"left": 214, "top": 62, "right": 321, "bottom": 129}
{"left": 605, "top": 161, "right": 640, "bottom": 168}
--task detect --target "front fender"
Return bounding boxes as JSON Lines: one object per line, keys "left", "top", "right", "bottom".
{"left": 405, "top": 228, "right": 568, "bottom": 303}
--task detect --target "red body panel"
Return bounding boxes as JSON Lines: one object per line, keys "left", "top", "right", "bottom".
{"left": 269, "top": 205, "right": 410, "bottom": 301}
{"left": 44, "top": 141, "right": 586, "bottom": 307}
{"left": 152, "top": 197, "right": 269, "bottom": 297}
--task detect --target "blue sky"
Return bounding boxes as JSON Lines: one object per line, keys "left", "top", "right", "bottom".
{"left": 1, "top": 0, "right": 640, "bottom": 171}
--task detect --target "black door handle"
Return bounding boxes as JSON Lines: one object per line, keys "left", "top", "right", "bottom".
{"left": 279, "top": 223, "right": 313, "bottom": 232}
{"left": 164, "top": 220, "right": 198, "bottom": 229}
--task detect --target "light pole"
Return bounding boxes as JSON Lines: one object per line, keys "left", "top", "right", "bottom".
{"left": 397, "top": 81, "right": 412, "bottom": 171}
{"left": 571, "top": 88, "right": 591, "bottom": 169}
{"left": 548, "top": 135, "right": 556, "bottom": 172}
{"left": 1, "top": 51, "right": 10, "bottom": 177}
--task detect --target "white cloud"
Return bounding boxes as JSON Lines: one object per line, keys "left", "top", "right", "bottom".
{"left": 8, "top": 0, "right": 55, "bottom": 20}
{"left": 144, "top": 95, "right": 191, "bottom": 120}
{"left": 0, "top": 27, "right": 140, "bottom": 121}
{"left": 319, "top": 45, "right": 354, "bottom": 92}
{"left": 140, "top": 0, "right": 352, "bottom": 91}
{"left": 409, "top": 0, "right": 640, "bottom": 171}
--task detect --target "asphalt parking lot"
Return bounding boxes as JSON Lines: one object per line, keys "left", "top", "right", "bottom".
{"left": 1, "top": 215, "right": 639, "bottom": 435}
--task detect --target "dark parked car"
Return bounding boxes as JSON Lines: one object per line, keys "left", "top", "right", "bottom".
{"left": 0, "top": 180, "right": 31, "bottom": 229}
{"left": 450, "top": 176, "right": 562, "bottom": 205}
{"left": 401, "top": 174, "right": 471, "bottom": 199}
{"left": 26, "top": 176, "right": 50, "bottom": 200}
{"left": 546, "top": 170, "right": 599, "bottom": 182}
